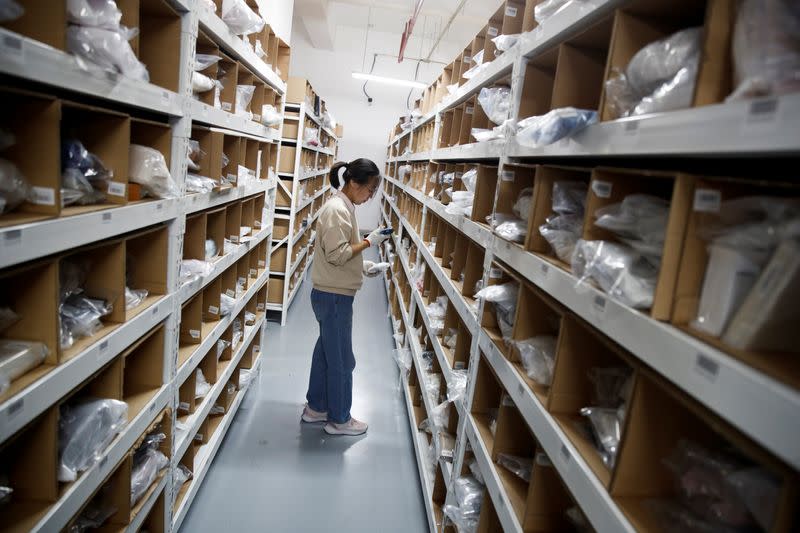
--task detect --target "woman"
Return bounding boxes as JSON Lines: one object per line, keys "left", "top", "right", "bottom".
{"left": 301, "top": 158, "right": 390, "bottom": 436}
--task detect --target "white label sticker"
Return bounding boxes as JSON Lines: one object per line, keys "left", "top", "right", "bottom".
{"left": 249, "top": 268, "right": 258, "bottom": 277}
{"left": 256, "top": 302, "right": 265, "bottom": 311}
{"left": 31, "top": 186, "right": 56, "bottom": 206}
{"left": 487, "top": 27, "right": 499, "bottom": 37}
{"left": 208, "top": 305, "right": 219, "bottom": 315}
{"left": 463, "top": 55, "right": 471, "bottom": 64}
{"left": 490, "top": 267, "right": 502, "bottom": 279}
{"left": 540, "top": 263, "right": 549, "bottom": 276}
{"left": 225, "top": 289, "right": 235, "bottom": 298}
{"left": 226, "top": 173, "right": 238, "bottom": 184}
{"left": 693, "top": 189, "right": 721, "bottom": 213}
{"left": 593, "top": 294, "right": 606, "bottom": 313}
{"left": 695, "top": 353, "right": 719, "bottom": 382}
{"left": 189, "top": 329, "right": 200, "bottom": 339}
{"left": 254, "top": 345, "right": 261, "bottom": 354}
{"left": 2, "top": 34, "right": 24, "bottom": 63}
{"left": 101, "top": 212, "right": 112, "bottom": 224}
{"left": 3, "top": 229, "right": 21, "bottom": 247}
{"left": 465, "top": 106, "right": 474, "bottom": 115}
{"left": 505, "top": 6, "right": 518, "bottom": 17}
{"left": 222, "top": 102, "right": 232, "bottom": 112}
{"left": 258, "top": 260, "right": 266, "bottom": 267}
{"left": 501, "top": 170, "right": 515, "bottom": 182}
{"left": 591, "top": 180, "right": 612, "bottom": 198}
{"left": 107, "top": 181, "right": 126, "bottom": 197}
{"left": 238, "top": 276, "right": 247, "bottom": 286}
{"left": 230, "top": 235, "right": 240, "bottom": 244}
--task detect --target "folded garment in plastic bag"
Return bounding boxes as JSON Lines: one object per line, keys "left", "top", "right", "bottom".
{"left": 187, "top": 140, "right": 204, "bottom": 171}
{"left": 179, "top": 259, "right": 214, "bottom": 284}
{"left": 59, "top": 397, "right": 128, "bottom": 482}
{"left": 303, "top": 126, "right": 320, "bottom": 146}
{"left": 492, "top": 34, "right": 520, "bottom": 53}
{"left": 60, "top": 293, "right": 112, "bottom": 350}
{"left": 495, "top": 219, "right": 527, "bottom": 243}
{"left": 129, "top": 144, "right": 179, "bottom": 199}
{"left": 631, "top": 60, "right": 699, "bottom": 117}
{"left": 67, "top": 25, "right": 149, "bottom": 82}
{"left": 0, "top": 340, "right": 48, "bottom": 395}
{"left": 186, "top": 173, "right": 217, "bottom": 194}
{"left": 497, "top": 453, "right": 533, "bottom": 482}
{"left": 131, "top": 445, "right": 168, "bottom": 505}
{"left": 728, "top": 0, "right": 800, "bottom": 101}
{"left": 593, "top": 194, "right": 669, "bottom": 260}
{"left": 192, "top": 71, "right": 215, "bottom": 93}
{"left": 512, "top": 335, "right": 557, "bottom": 386}
{"left": 572, "top": 239, "right": 658, "bottom": 309}
{"left": 554, "top": 180, "right": 588, "bottom": 215}
{"left": 205, "top": 238, "right": 218, "bottom": 261}
{"left": 540, "top": 218, "right": 582, "bottom": 263}
{"left": 454, "top": 476, "right": 484, "bottom": 518}
{"left": 475, "top": 282, "right": 519, "bottom": 339}
{"left": 261, "top": 104, "right": 282, "bottom": 127}
{"left": 515, "top": 108, "right": 597, "bottom": 148}
{"left": 0, "top": 0, "right": 23, "bottom": 22}
{"left": 0, "top": 158, "right": 34, "bottom": 214}
{"left": 70, "top": 485, "right": 117, "bottom": 532}
{"left": 125, "top": 287, "right": 148, "bottom": 310}
{"left": 195, "top": 368, "right": 211, "bottom": 399}
{"left": 477, "top": 86, "right": 512, "bottom": 125}
{"left": 221, "top": 0, "right": 264, "bottom": 35}
{"left": 67, "top": 0, "right": 122, "bottom": 29}
{"left": 235, "top": 85, "right": 255, "bottom": 116}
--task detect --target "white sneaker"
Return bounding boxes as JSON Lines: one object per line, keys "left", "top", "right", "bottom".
{"left": 324, "top": 417, "right": 368, "bottom": 436}
{"left": 301, "top": 403, "right": 327, "bottom": 423}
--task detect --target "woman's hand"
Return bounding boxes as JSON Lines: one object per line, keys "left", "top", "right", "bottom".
{"left": 364, "top": 227, "right": 391, "bottom": 247}
{"left": 363, "top": 260, "right": 389, "bottom": 278}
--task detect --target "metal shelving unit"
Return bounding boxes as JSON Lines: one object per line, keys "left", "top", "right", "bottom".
{"left": 0, "top": 3, "right": 286, "bottom": 531}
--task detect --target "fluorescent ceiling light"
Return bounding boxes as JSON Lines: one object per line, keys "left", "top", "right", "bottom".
{"left": 352, "top": 72, "right": 426, "bottom": 89}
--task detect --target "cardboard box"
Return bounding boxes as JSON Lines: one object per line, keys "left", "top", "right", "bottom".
{"left": 471, "top": 353, "right": 504, "bottom": 452}
{"left": 217, "top": 53, "right": 239, "bottom": 114}
{"left": 270, "top": 243, "right": 289, "bottom": 273}
{"left": 283, "top": 119, "right": 299, "bottom": 140}
{"left": 494, "top": 164, "right": 536, "bottom": 246}
{"left": 470, "top": 164, "right": 502, "bottom": 226}
{"left": 125, "top": 225, "right": 168, "bottom": 319}
{"left": 131, "top": 117, "right": 172, "bottom": 199}
{"left": 0, "top": 87, "right": 61, "bottom": 226}
{"left": 267, "top": 276, "right": 285, "bottom": 303}
{"left": 279, "top": 145, "right": 297, "bottom": 173}
{"left": 139, "top": 0, "right": 181, "bottom": 92}
{"left": 190, "top": 126, "right": 224, "bottom": 184}
{"left": 194, "top": 31, "right": 220, "bottom": 107}
{"left": 1, "top": 0, "right": 66, "bottom": 50}
{"left": 202, "top": 276, "right": 222, "bottom": 322}
{"left": 273, "top": 217, "right": 290, "bottom": 239}
{"left": 276, "top": 179, "right": 293, "bottom": 207}
{"left": 277, "top": 38, "right": 291, "bottom": 82}
{"left": 179, "top": 295, "right": 203, "bottom": 358}
{"left": 122, "top": 324, "right": 166, "bottom": 419}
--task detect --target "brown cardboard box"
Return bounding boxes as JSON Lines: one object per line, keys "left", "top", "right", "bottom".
{"left": 217, "top": 53, "right": 239, "bottom": 113}
{"left": 179, "top": 295, "right": 203, "bottom": 360}
{"left": 1, "top": 0, "right": 66, "bottom": 49}
{"left": 471, "top": 165, "right": 501, "bottom": 226}
{"left": 122, "top": 324, "right": 166, "bottom": 419}
{"left": 194, "top": 31, "right": 220, "bottom": 107}
{"left": 139, "top": 0, "right": 181, "bottom": 92}
{"left": 125, "top": 225, "right": 168, "bottom": 320}
{"left": 279, "top": 145, "right": 297, "bottom": 173}
{"left": 271, "top": 244, "right": 288, "bottom": 273}
{"left": 519, "top": 47, "right": 558, "bottom": 119}
{"left": 277, "top": 38, "right": 291, "bottom": 82}
{"left": 276, "top": 179, "right": 293, "bottom": 207}
{"left": 131, "top": 117, "right": 172, "bottom": 196}
{"left": 550, "top": 19, "right": 613, "bottom": 112}
{"left": 471, "top": 353, "right": 504, "bottom": 452}
{"left": 267, "top": 276, "right": 285, "bottom": 303}
{"left": 283, "top": 119, "right": 299, "bottom": 140}
{"left": 191, "top": 126, "right": 224, "bottom": 184}
{"left": 287, "top": 77, "right": 308, "bottom": 105}
{"left": 202, "top": 276, "right": 222, "bottom": 322}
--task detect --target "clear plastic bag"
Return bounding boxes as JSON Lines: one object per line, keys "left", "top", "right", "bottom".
{"left": 0, "top": 340, "right": 48, "bottom": 394}
{"left": 728, "top": 0, "right": 800, "bottom": 101}
{"left": 186, "top": 173, "right": 217, "bottom": 194}
{"left": 129, "top": 144, "right": 179, "bottom": 199}
{"left": 216, "top": 338, "right": 230, "bottom": 360}
{"left": 471, "top": 128, "right": 500, "bottom": 142}
{"left": 303, "top": 126, "right": 319, "bottom": 145}
{"left": 627, "top": 27, "right": 702, "bottom": 97}
{"left": 580, "top": 406, "right": 622, "bottom": 468}
{"left": 571, "top": 239, "right": 658, "bottom": 309}
{"left": 593, "top": 194, "right": 669, "bottom": 259}
{"left": 221, "top": 0, "right": 264, "bottom": 35}
{"left": 70, "top": 483, "right": 117, "bottom": 532}
{"left": 475, "top": 282, "right": 519, "bottom": 339}
{"left": 496, "top": 453, "right": 533, "bottom": 482}
{"left": 495, "top": 219, "right": 527, "bottom": 243}
{"left": 61, "top": 138, "right": 112, "bottom": 206}
{"left": 444, "top": 328, "right": 458, "bottom": 349}
{"left": 462, "top": 61, "right": 491, "bottom": 80}
{"left": 727, "top": 467, "right": 781, "bottom": 531}
{"left": 477, "top": 86, "right": 512, "bottom": 125}
{"left": 244, "top": 311, "right": 256, "bottom": 326}
{"left": 515, "top": 108, "right": 597, "bottom": 148}
{"left": 443, "top": 504, "right": 479, "bottom": 533}
{"left": 58, "top": 397, "right": 128, "bottom": 482}
{"left": 0, "top": 306, "right": 19, "bottom": 333}
{"left": 492, "top": 34, "right": 520, "bottom": 53}
{"left": 447, "top": 369, "right": 468, "bottom": 405}
{"left": 130, "top": 446, "right": 168, "bottom": 505}
{"left": 631, "top": 59, "right": 699, "bottom": 116}
{"left": 512, "top": 336, "right": 557, "bottom": 386}
{"left": 67, "top": 0, "right": 122, "bottom": 29}
{"left": 454, "top": 476, "right": 484, "bottom": 518}
{"left": 179, "top": 259, "right": 214, "bottom": 284}
{"left": 235, "top": 85, "right": 255, "bottom": 117}
{"left": 67, "top": 25, "right": 149, "bottom": 82}
{"left": 232, "top": 318, "right": 243, "bottom": 348}
{"left": 220, "top": 293, "right": 235, "bottom": 316}
{"left": 261, "top": 104, "right": 282, "bottom": 127}
{"left": 124, "top": 287, "right": 148, "bottom": 310}
{"left": 513, "top": 187, "right": 533, "bottom": 221}
{"left": 59, "top": 294, "right": 113, "bottom": 350}
{"left": 461, "top": 168, "right": 478, "bottom": 193}
{"left": 535, "top": 0, "right": 571, "bottom": 23}
{"left": 174, "top": 463, "right": 193, "bottom": 488}
{"left": 195, "top": 368, "right": 211, "bottom": 399}
{"left": 0, "top": 0, "right": 23, "bottom": 22}
{"left": 187, "top": 140, "right": 204, "bottom": 171}
{"left": 204, "top": 238, "right": 218, "bottom": 261}
{"left": 392, "top": 347, "right": 412, "bottom": 377}
{"left": 0, "top": 158, "right": 34, "bottom": 214}
{"left": 398, "top": 164, "right": 412, "bottom": 180}
{"left": 192, "top": 71, "right": 215, "bottom": 93}
{"left": 553, "top": 180, "right": 588, "bottom": 215}
{"left": 194, "top": 53, "right": 221, "bottom": 71}
{"left": 588, "top": 366, "right": 633, "bottom": 407}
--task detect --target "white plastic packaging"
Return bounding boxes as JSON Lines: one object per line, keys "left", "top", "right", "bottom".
{"left": 515, "top": 108, "right": 597, "bottom": 148}
{"left": 186, "top": 174, "right": 217, "bottom": 194}
{"left": 67, "top": 25, "right": 149, "bottom": 82}
{"left": 496, "top": 453, "right": 533, "bottom": 482}
{"left": 580, "top": 406, "right": 622, "bottom": 468}
{"left": 195, "top": 368, "right": 211, "bottom": 399}
{"left": 0, "top": 340, "right": 48, "bottom": 395}
{"left": 534, "top": 0, "right": 571, "bottom": 23}
{"left": 0, "top": 306, "right": 19, "bottom": 333}
{"left": 67, "top": 0, "right": 122, "bottom": 29}
{"left": 192, "top": 71, "right": 215, "bottom": 93}
{"left": 220, "top": 293, "right": 235, "bottom": 316}
{"left": 221, "top": 0, "right": 264, "bottom": 35}
{"left": 454, "top": 476, "right": 484, "bottom": 518}
{"left": 174, "top": 463, "right": 193, "bottom": 488}
{"left": 193, "top": 53, "right": 221, "bottom": 72}
{"left": 58, "top": 398, "right": 129, "bottom": 482}
{"left": 477, "top": 86, "right": 513, "bottom": 125}
{"left": 492, "top": 34, "right": 520, "bottom": 53}
{"left": 495, "top": 219, "right": 527, "bottom": 243}
{"left": 512, "top": 335, "right": 557, "bottom": 386}
{"left": 235, "top": 85, "right": 255, "bottom": 118}
{"left": 513, "top": 187, "right": 533, "bottom": 222}
{"left": 124, "top": 287, "right": 148, "bottom": 310}
{"left": 130, "top": 433, "right": 168, "bottom": 505}
{"left": 475, "top": 282, "right": 519, "bottom": 339}
{"left": 398, "top": 164, "right": 412, "bottom": 181}
{"left": 0, "top": 158, "right": 34, "bottom": 214}
{"left": 179, "top": 259, "right": 214, "bottom": 284}
{"left": 128, "top": 144, "right": 180, "bottom": 199}
{"left": 261, "top": 104, "right": 282, "bottom": 127}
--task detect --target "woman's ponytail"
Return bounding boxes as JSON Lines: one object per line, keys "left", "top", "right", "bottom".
{"left": 329, "top": 162, "right": 348, "bottom": 190}
{"left": 329, "top": 158, "right": 380, "bottom": 191}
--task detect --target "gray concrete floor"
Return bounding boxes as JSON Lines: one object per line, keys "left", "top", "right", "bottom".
{"left": 181, "top": 252, "right": 428, "bottom": 532}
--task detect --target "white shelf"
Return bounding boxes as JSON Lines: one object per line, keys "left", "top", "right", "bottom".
{"left": 0, "top": 28, "right": 182, "bottom": 117}
{"left": 196, "top": 6, "right": 286, "bottom": 94}
{"left": 189, "top": 99, "right": 279, "bottom": 140}
{"left": 401, "top": 374, "right": 438, "bottom": 533}
{"left": 477, "top": 330, "right": 635, "bottom": 533}
{"left": 185, "top": 179, "right": 275, "bottom": 214}
{"left": 124, "top": 471, "right": 168, "bottom": 533}
{"left": 28, "top": 385, "right": 172, "bottom": 533}
{"left": 0, "top": 295, "right": 175, "bottom": 443}
{"left": 0, "top": 199, "right": 179, "bottom": 270}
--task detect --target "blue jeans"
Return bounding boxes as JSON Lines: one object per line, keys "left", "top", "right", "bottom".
{"left": 306, "top": 288, "right": 355, "bottom": 424}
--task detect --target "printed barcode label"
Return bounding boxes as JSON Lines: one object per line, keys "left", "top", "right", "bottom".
{"left": 102, "top": 212, "right": 112, "bottom": 224}
{"left": 226, "top": 173, "right": 238, "bottom": 183}
{"left": 99, "top": 456, "right": 108, "bottom": 469}
{"left": 560, "top": 445, "right": 571, "bottom": 463}
{"left": 463, "top": 55, "right": 471, "bottom": 64}
{"left": 99, "top": 340, "right": 109, "bottom": 352}
{"left": 208, "top": 305, "right": 219, "bottom": 315}
{"left": 505, "top": 6, "right": 518, "bottom": 17}
{"left": 593, "top": 295, "right": 606, "bottom": 312}
{"left": 238, "top": 277, "right": 246, "bottom": 286}
{"left": 3, "top": 229, "right": 21, "bottom": 246}
{"left": 695, "top": 353, "right": 719, "bottom": 381}
{"left": 107, "top": 181, "right": 126, "bottom": 197}
{"left": 490, "top": 267, "right": 502, "bottom": 279}
{"left": 748, "top": 98, "right": 778, "bottom": 119}
{"left": 540, "top": 263, "right": 549, "bottom": 275}
{"left": 501, "top": 170, "right": 515, "bottom": 182}
{"left": 591, "top": 180, "right": 612, "bottom": 198}
{"left": 230, "top": 235, "right": 240, "bottom": 244}
{"left": 536, "top": 453, "right": 553, "bottom": 467}
{"left": 7, "top": 398, "right": 23, "bottom": 419}
{"left": 2, "top": 34, "right": 24, "bottom": 62}
{"left": 254, "top": 346, "right": 261, "bottom": 353}
{"left": 250, "top": 268, "right": 257, "bottom": 277}
{"left": 189, "top": 329, "right": 200, "bottom": 339}
{"left": 226, "top": 289, "right": 235, "bottom": 298}
{"left": 693, "top": 189, "right": 721, "bottom": 213}
{"left": 31, "top": 186, "right": 55, "bottom": 206}
{"left": 487, "top": 26, "right": 499, "bottom": 37}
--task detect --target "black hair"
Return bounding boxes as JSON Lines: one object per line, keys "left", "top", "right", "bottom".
{"left": 330, "top": 158, "right": 380, "bottom": 190}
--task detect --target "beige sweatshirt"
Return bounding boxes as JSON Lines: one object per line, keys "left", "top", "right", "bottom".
{"left": 311, "top": 193, "right": 363, "bottom": 296}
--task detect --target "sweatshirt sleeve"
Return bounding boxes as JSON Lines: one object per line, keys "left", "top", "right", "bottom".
{"left": 319, "top": 205, "right": 355, "bottom": 266}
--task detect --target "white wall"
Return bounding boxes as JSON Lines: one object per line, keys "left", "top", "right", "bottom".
{"left": 289, "top": 2, "right": 468, "bottom": 229}
{"left": 255, "top": 0, "right": 294, "bottom": 44}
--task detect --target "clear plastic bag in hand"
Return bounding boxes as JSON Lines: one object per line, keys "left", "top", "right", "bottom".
{"left": 454, "top": 476, "right": 485, "bottom": 518}
{"left": 0, "top": 158, "right": 34, "bottom": 214}
{"left": 0, "top": 0, "right": 23, "bottom": 22}
{"left": 195, "top": 368, "right": 211, "bottom": 399}
{"left": 495, "top": 219, "right": 527, "bottom": 243}
{"left": 130, "top": 447, "right": 168, "bottom": 505}
{"left": 235, "top": 85, "right": 255, "bottom": 116}
{"left": 513, "top": 187, "right": 534, "bottom": 221}
{"left": 124, "top": 287, "right": 148, "bottom": 310}
{"left": 67, "top": 25, "right": 149, "bottom": 82}
{"left": 496, "top": 453, "right": 533, "bottom": 482}
{"left": 728, "top": 0, "right": 800, "bottom": 101}
{"left": 67, "top": 0, "right": 122, "bottom": 29}
{"left": 515, "top": 108, "right": 597, "bottom": 148}
{"left": 186, "top": 174, "right": 217, "bottom": 194}
{"left": 58, "top": 397, "right": 129, "bottom": 482}
{"left": 492, "top": 34, "right": 520, "bottom": 53}
{"left": 221, "top": 0, "right": 265, "bottom": 35}
{"left": 512, "top": 335, "right": 557, "bottom": 386}
{"left": 477, "top": 86, "right": 512, "bottom": 125}
{"left": 0, "top": 340, "right": 49, "bottom": 394}
{"left": 194, "top": 53, "right": 221, "bottom": 71}
{"left": 129, "top": 144, "right": 179, "bottom": 199}
{"left": 571, "top": 239, "right": 658, "bottom": 309}
{"left": 192, "top": 71, "right": 215, "bottom": 93}
{"left": 580, "top": 406, "right": 622, "bottom": 467}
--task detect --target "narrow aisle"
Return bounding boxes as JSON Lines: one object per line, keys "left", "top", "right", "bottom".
{"left": 181, "top": 251, "right": 429, "bottom": 533}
